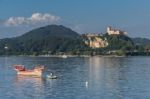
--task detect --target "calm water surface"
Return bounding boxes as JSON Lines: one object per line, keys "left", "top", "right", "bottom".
{"left": 0, "top": 56, "right": 150, "bottom": 99}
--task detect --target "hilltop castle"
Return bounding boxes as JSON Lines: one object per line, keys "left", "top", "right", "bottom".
{"left": 82, "top": 26, "right": 128, "bottom": 48}
{"left": 107, "top": 26, "right": 127, "bottom": 35}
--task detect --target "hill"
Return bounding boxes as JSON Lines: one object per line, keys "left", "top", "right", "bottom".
{"left": 0, "top": 25, "right": 148, "bottom": 56}
{"left": 81, "top": 33, "right": 135, "bottom": 55}
{"left": 104, "top": 34, "right": 134, "bottom": 50}
{"left": 132, "top": 37, "right": 150, "bottom": 45}
{"left": 0, "top": 25, "right": 88, "bottom": 55}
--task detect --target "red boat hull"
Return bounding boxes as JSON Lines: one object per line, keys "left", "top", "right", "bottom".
{"left": 14, "top": 65, "right": 44, "bottom": 77}
{"left": 17, "top": 70, "right": 42, "bottom": 76}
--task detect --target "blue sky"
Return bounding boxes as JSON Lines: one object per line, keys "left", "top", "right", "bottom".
{"left": 0, "top": 0, "right": 150, "bottom": 38}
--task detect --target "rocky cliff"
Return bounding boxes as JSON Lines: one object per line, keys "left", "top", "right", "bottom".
{"left": 82, "top": 34, "right": 108, "bottom": 48}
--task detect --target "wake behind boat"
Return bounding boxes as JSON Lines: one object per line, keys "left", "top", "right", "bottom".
{"left": 14, "top": 65, "right": 44, "bottom": 77}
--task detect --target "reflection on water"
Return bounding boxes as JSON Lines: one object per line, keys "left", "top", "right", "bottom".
{"left": 13, "top": 76, "right": 44, "bottom": 99}
{"left": 87, "top": 56, "right": 150, "bottom": 98}
{"left": 15, "top": 75, "right": 43, "bottom": 86}
{"left": 0, "top": 56, "right": 150, "bottom": 99}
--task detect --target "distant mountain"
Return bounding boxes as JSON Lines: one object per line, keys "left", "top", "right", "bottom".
{"left": 0, "top": 25, "right": 88, "bottom": 55}
{"left": 132, "top": 37, "right": 150, "bottom": 45}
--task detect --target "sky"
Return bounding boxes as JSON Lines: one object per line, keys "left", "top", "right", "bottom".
{"left": 0, "top": 0, "right": 150, "bottom": 39}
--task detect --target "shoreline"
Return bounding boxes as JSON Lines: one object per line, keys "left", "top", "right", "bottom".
{"left": 2, "top": 54, "right": 148, "bottom": 58}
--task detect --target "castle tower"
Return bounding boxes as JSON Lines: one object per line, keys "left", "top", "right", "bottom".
{"left": 107, "top": 26, "right": 111, "bottom": 33}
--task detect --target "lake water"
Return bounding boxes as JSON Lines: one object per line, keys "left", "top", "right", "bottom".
{"left": 0, "top": 56, "right": 150, "bottom": 99}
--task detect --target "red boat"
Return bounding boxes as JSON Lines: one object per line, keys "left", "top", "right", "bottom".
{"left": 14, "top": 65, "right": 44, "bottom": 77}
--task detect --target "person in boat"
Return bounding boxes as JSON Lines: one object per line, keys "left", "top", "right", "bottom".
{"left": 47, "top": 72, "right": 57, "bottom": 79}
{"left": 50, "top": 73, "right": 53, "bottom": 76}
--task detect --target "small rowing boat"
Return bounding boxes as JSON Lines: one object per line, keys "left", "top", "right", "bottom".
{"left": 47, "top": 73, "right": 57, "bottom": 79}
{"left": 14, "top": 65, "right": 44, "bottom": 77}
{"left": 61, "top": 55, "right": 68, "bottom": 58}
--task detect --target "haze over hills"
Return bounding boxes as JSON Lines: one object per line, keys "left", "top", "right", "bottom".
{"left": 0, "top": 25, "right": 149, "bottom": 56}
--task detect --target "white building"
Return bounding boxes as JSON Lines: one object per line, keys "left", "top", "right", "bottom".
{"left": 107, "top": 26, "right": 127, "bottom": 35}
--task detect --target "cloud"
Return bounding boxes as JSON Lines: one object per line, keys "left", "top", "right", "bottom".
{"left": 4, "top": 13, "right": 60, "bottom": 26}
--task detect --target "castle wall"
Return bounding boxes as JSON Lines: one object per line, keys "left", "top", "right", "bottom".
{"left": 107, "top": 27, "right": 127, "bottom": 35}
